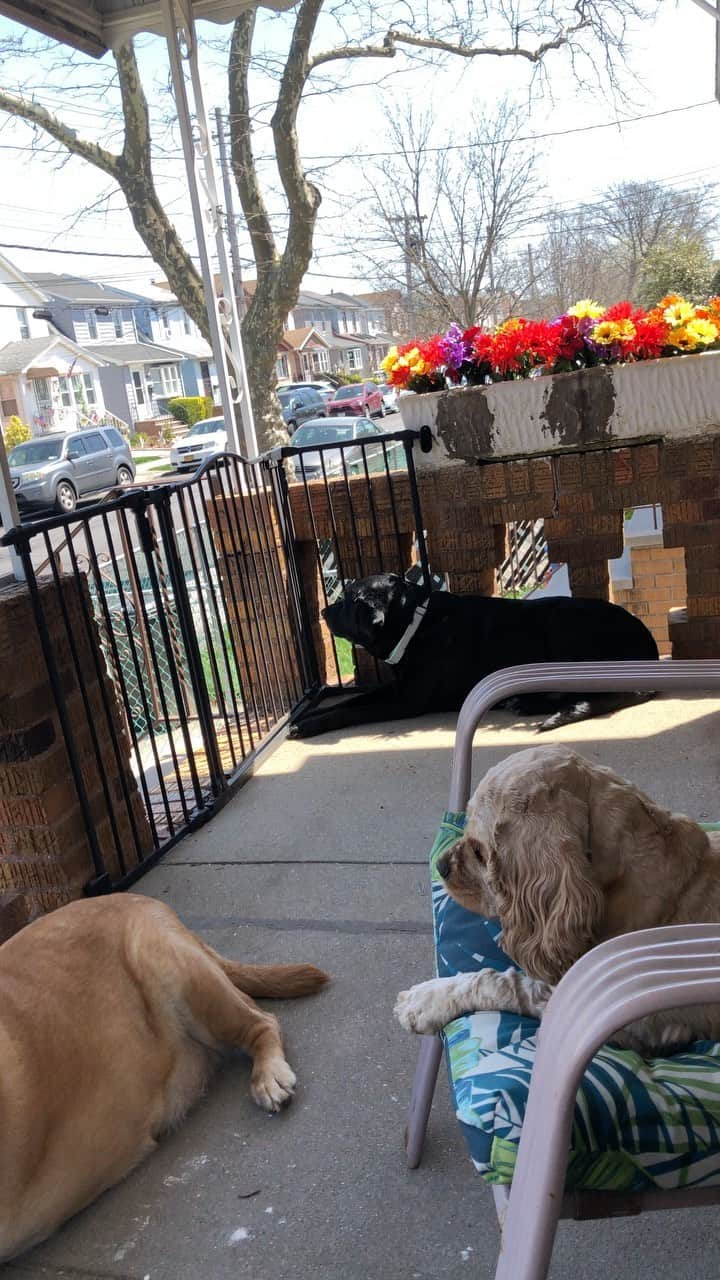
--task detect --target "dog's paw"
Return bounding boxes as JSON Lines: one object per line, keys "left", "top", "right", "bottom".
{"left": 251, "top": 1056, "right": 297, "bottom": 1113}
{"left": 394, "top": 979, "right": 453, "bottom": 1035}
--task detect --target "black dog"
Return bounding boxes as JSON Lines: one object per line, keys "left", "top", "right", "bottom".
{"left": 291, "top": 572, "right": 659, "bottom": 739}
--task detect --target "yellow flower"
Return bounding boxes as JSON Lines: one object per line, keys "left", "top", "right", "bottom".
{"left": 615, "top": 319, "right": 637, "bottom": 344}
{"left": 670, "top": 326, "right": 696, "bottom": 351}
{"left": 381, "top": 346, "right": 399, "bottom": 372}
{"left": 663, "top": 300, "right": 695, "bottom": 328}
{"left": 685, "top": 317, "right": 718, "bottom": 346}
{"left": 498, "top": 317, "right": 523, "bottom": 333}
{"left": 590, "top": 320, "right": 622, "bottom": 345}
{"left": 409, "top": 356, "right": 430, "bottom": 376}
{"left": 568, "top": 298, "right": 605, "bottom": 319}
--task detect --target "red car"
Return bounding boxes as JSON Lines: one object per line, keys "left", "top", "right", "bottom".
{"left": 328, "top": 381, "right": 385, "bottom": 418}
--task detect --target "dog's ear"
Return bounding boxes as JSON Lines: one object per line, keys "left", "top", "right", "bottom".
{"left": 490, "top": 781, "right": 604, "bottom": 984}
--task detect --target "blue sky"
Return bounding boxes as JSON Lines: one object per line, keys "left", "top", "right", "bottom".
{"left": 0, "top": 0, "right": 716, "bottom": 297}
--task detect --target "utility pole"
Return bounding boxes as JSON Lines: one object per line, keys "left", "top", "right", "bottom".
{"left": 215, "top": 107, "right": 246, "bottom": 322}
{"left": 527, "top": 243, "right": 538, "bottom": 312}
{"left": 391, "top": 211, "right": 426, "bottom": 335}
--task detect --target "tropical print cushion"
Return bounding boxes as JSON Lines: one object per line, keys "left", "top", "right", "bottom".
{"left": 432, "top": 812, "right": 720, "bottom": 1192}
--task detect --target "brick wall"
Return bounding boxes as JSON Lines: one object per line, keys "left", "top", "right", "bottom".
{"left": 611, "top": 544, "right": 687, "bottom": 656}
{"left": 0, "top": 575, "right": 152, "bottom": 942}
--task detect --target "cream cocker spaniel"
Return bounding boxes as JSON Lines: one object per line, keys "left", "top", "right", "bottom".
{"left": 395, "top": 746, "right": 720, "bottom": 1054}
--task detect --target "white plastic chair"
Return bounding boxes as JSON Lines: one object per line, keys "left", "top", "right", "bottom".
{"left": 404, "top": 659, "right": 720, "bottom": 1280}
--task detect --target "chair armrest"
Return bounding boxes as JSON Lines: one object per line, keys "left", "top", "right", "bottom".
{"left": 495, "top": 925, "right": 720, "bottom": 1280}
{"left": 449, "top": 660, "right": 720, "bottom": 811}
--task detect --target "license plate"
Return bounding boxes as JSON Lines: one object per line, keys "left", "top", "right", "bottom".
{"left": 182, "top": 455, "right": 198, "bottom": 464}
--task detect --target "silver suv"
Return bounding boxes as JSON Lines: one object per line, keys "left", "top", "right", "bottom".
{"left": 9, "top": 427, "right": 136, "bottom": 515}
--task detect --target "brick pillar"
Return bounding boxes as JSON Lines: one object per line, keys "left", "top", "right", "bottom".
{"left": 417, "top": 469, "right": 506, "bottom": 594}
{"left": 663, "top": 504, "right": 720, "bottom": 657}
{"left": 544, "top": 512, "right": 624, "bottom": 599}
{"left": 0, "top": 576, "right": 152, "bottom": 943}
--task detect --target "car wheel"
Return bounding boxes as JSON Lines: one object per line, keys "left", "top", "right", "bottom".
{"left": 116, "top": 464, "right": 133, "bottom": 485}
{"left": 55, "top": 480, "right": 77, "bottom": 514}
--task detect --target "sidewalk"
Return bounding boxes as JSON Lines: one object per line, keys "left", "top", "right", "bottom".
{"left": 10, "top": 692, "right": 720, "bottom": 1280}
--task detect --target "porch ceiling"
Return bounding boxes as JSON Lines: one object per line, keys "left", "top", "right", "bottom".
{"left": 0, "top": 0, "right": 296, "bottom": 56}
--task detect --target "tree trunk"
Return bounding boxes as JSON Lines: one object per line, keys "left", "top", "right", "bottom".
{"left": 242, "top": 278, "right": 290, "bottom": 451}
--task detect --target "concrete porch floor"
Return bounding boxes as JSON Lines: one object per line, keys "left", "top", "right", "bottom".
{"left": 8, "top": 692, "right": 720, "bottom": 1280}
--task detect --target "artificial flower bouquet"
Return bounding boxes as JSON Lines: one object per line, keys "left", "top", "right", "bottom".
{"left": 381, "top": 295, "right": 720, "bottom": 393}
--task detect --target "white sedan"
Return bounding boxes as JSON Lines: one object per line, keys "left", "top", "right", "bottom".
{"left": 289, "top": 415, "right": 402, "bottom": 481}
{"left": 170, "top": 417, "right": 227, "bottom": 471}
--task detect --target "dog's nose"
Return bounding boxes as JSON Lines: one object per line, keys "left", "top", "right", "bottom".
{"left": 436, "top": 853, "right": 451, "bottom": 879}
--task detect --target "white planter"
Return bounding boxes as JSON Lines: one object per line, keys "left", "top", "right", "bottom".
{"left": 402, "top": 350, "right": 720, "bottom": 466}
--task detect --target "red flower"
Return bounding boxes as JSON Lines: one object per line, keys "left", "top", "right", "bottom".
{"left": 628, "top": 316, "right": 669, "bottom": 360}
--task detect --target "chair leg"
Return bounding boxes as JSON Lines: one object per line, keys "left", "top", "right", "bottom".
{"left": 404, "top": 1034, "right": 443, "bottom": 1168}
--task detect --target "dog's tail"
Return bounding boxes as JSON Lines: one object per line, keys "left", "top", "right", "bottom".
{"left": 216, "top": 956, "right": 329, "bottom": 998}
{"left": 537, "top": 690, "right": 656, "bottom": 732}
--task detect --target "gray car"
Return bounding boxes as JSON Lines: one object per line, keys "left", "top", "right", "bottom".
{"left": 9, "top": 426, "right": 136, "bottom": 515}
{"left": 277, "top": 386, "right": 328, "bottom": 433}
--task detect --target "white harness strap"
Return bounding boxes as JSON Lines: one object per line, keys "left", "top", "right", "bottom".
{"left": 384, "top": 598, "right": 430, "bottom": 665}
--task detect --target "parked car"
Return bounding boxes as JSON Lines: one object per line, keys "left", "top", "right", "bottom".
{"left": 8, "top": 426, "right": 135, "bottom": 515}
{"left": 278, "top": 380, "right": 336, "bottom": 404}
{"left": 376, "top": 380, "right": 398, "bottom": 413}
{"left": 278, "top": 387, "right": 328, "bottom": 433}
{"left": 169, "top": 416, "right": 227, "bottom": 472}
{"left": 328, "top": 382, "right": 384, "bottom": 418}
{"left": 289, "top": 416, "right": 402, "bottom": 481}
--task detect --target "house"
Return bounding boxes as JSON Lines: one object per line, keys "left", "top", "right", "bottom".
{"left": 0, "top": 255, "right": 106, "bottom": 436}
{"left": 130, "top": 283, "right": 218, "bottom": 404}
{"left": 286, "top": 289, "right": 394, "bottom": 376}
{"left": 276, "top": 326, "right": 332, "bottom": 382}
{"left": 30, "top": 274, "right": 193, "bottom": 428}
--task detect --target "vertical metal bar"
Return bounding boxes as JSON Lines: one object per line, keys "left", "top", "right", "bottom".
{"left": 186, "top": 475, "right": 251, "bottom": 758}
{"left": 248, "top": 459, "right": 304, "bottom": 703}
{"left": 203, "top": 465, "right": 263, "bottom": 744}
{"left": 64, "top": 519, "right": 144, "bottom": 870}
{"left": 359, "top": 444, "right": 385, "bottom": 569}
{"left": 101, "top": 510, "right": 174, "bottom": 841}
{"left": 336, "top": 448, "right": 364, "bottom": 576}
{"left": 380, "top": 440, "right": 406, "bottom": 568}
{"left": 120, "top": 505, "right": 196, "bottom": 824}
{"left": 218, "top": 460, "right": 280, "bottom": 722}
{"left": 404, "top": 439, "right": 431, "bottom": 589}
{"left": 154, "top": 490, "right": 227, "bottom": 797}
{"left": 89, "top": 515, "right": 160, "bottom": 852}
{"left": 294, "top": 454, "right": 344, "bottom": 686}
{"left": 177, "top": 482, "right": 240, "bottom": 770}
{"left": 267, "top": 458, "right": 320, "bottom": 694}
{"left": 117, "top": 513, "right": 162, "bottom": 725}
{"left": 234, "top": 456, "right": 292, "bottom": 712}
{"left": 15, "top": 532, "right": 109, "bottom": 886}
{"left": 42, "top": 527, "right": 129, "bottom": 879}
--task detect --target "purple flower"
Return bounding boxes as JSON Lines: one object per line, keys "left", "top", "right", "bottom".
{"left": 440, "top": 323, "right": 468, "bottom": 373}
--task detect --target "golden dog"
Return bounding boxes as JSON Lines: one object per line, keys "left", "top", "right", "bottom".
{"left": 396, "top": 745, "right": 720, "bottom": 1054}
{"left": 0, "top": 894, "right": 328, "bottom": 1262}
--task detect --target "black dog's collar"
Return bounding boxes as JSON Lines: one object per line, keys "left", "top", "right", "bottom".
{"left": 384, "top": 598, "right": 429, "bottom": 665}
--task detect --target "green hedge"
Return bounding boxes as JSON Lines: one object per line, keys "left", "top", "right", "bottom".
{"left": 167, "top": 395, "right": 214, "bottom": 427}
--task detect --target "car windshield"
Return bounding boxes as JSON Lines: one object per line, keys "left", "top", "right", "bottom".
{"left": 292, "top": 422, "right": 354, "bottom": 447}
{"left": 189, "top": 420, "right": 224, "bottom": 436}
{"left": 332, "top": 386, "right": 361, "bottom": 400}
{"left": 277, "top": 392, "right": 295, "bottom": 407}
{"left": 9, "top": 438, "right": 64, "bottom": 465}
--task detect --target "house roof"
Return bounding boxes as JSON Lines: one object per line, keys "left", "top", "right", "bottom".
{"left": 90, "top": 341, "right": 188, "bottom": 366}
{"left": 0, "top": 253, "right": 49, "bottom": 305}
{"left": 281, "top": 326, "right": 330, "bottom": 351}
{"left": 27, "top": 273, "right": 142, "bottom": 307}
{"left": 0, "top": 334, "right": 106, "bottom": 375}
{"left": 321, "top": 332, "right": 369, "bottom": 351}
